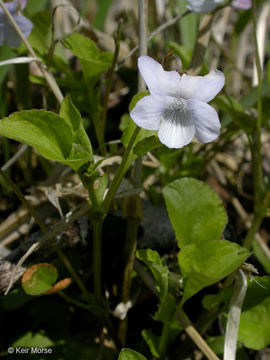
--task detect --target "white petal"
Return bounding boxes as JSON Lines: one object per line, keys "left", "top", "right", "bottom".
{"left": 158, "top": 100, "right": 195, "bottom": 148}
{"left": 138, "top": 55, "right": 181, "bottom": 97}
{"left": 130, "top": 94, "right": 168, "bottom": 130}
{"left": 179, "top": 69, "right": 225, "bottom": 102}
{"left": 187, "top": 99, "right": 220, "bottom": 143}
{"left": 186, "top": 0, "right": 223, "bottom": 12}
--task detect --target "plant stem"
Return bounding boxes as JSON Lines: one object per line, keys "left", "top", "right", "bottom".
{"left": 0, "top": 0, "right": 63, "bottom": 104}
{"left": 243, "top": 0, "right": 265, "bottom": 250}
{"left": 243, "top": 213, "right": 263, "bottom": 249}
{"left": 158, "top": 320, "right": 171, "bottom": 359}
{"left": 53, "top": 245, "right": 90, "bottom": 300}
{"left": 117, "top": 0, "right": 147, "bottom": 346}
{"left": 118, "top": 213, "right": 141, "bottom": 344}
{"left": 57, "top": 291, "right": 122, "bottom": 350}
{"left": 92, "top": 127, "right": 141, "bottom": 304}
{"left": 93, "top": 219, "right": 103, "bottom": 303}
{"left": 58, "top": 291, "right": 91, "bottom": 311}
{"left": 251, "top": 0, "right": 263, "bottom": 202}
{"left": 137, "top": 0, "right": 147, "bottom": 91}
{"left": 116, "top": 11, "right": 190, "bottom": 70}
{"left": 102, "top": 126, "right": 141, "bottom": 213}
{"left": 177, "top": 310, "right": 220, "bottom": 360}
{"left": 99, "top": 20, "right": 123, "bottom": 152}
{"left": 188, "top": 13, "right": 213, "bottom": 74}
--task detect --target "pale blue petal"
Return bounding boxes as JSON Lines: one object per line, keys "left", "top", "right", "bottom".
{"left": 130, "top": 94, "right": 170, "bottom": 130}
{"left": 4, "top": 14, "right": 32, "bottom": 47}
{"left": 3, "top": 1, "right": 18, "bottom": 14}
{"left": 187, "top": 98, "right": 220, "bottom": 143}
{"left": 138, "top": 55, "right": 181, "bottom": 98}
{"left": 231, "top": 0, "right": 251, "bottom": 9}
{"left": 13, "top": 14, "right": 33, "bottom": 38}
{"left": 179, "top": 69, "right": 225, "bottom": 103}
{"left": 186, "top": 0, "right": 223, "bottom": 12}
{"left": 158, "top": 99, "right": 195, "bottom": 148}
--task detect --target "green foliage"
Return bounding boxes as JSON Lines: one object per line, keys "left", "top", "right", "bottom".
{"left": 26, "top": 11, "right": 69, "bottom": 73}
{"left": 118, "top": 349, "right": 147, "bottom": 360}
{"left": 238, "top": 276, "right": 270, "bottom": 350}
{"left": 25, "top": 0, "right": 49, "bottom": 15}
{"left": 120, "top": 114, "right": 156, "bottom": 164}
{"left": 136, "top": 249, "right": 169, "bottom": 302}
{"left": 163, "top": 177, "right": 227, "bottom": 248}
{"left": 0, "top": 45, "right": 15, "bottom": 86}
{"left": 137, "top": 250, "right": 182, "bottom": 356}
{"left": 176, "top": 0, "right": 198, "bottom": 51}
{"left": 213, "top": 95, "right": 255, "bottom": 133}
{"left": 61, "top": 33, "right": 113, "bottom": 139}
{"left": 121, "top": 92, "right": 158, "bottom": 159}
{"left": 267, "top": 60, "right": 270, "bottom": 86}
{"left": 129, "top": 92, "right": 150, "bottom": 112}
{"left": 94, "top": 0, "right": 113, "bottom": 30}
{"left": 12, "top": 331, "right": 54, "bottom": 348}
{"left": 133, "top": 135, "right": 161, "bottom": 157}
{"left": 178, "top": 240, "right": 250, "bottom": 304}
{"left": 141, "top": 329, "right": 159, "bottom": 358}
{"left": 0, "top": 98, "right": 92, "bottom": 170}
{"left": 2, "top": 288, "right": 33, "bottom": 311}
{"left": 62, "top": 33, "right": 113, "bottom": 81}
{"left": 202, "top": 287, "right": 232, "bottom": 311}
{"left": 59, "top": 97, "right": 93, "bottom": 158}
{"left": 22, "top": 264, "right": 58, "bottom": 296}
{"left": 252, "top": 240, "right": 270, "bottom": 273}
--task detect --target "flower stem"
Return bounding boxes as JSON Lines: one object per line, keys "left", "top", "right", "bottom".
{"left": 102, "top": 126, "right": 141, "bottom": 213}
{"left": 243, "top": 0, "right": 265, "bottom": 249}
{"left": 137, "top": 0, "right": 148, "bottom": 91}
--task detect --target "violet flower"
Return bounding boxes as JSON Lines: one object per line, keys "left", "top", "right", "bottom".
{"left": 130, "top": 56, "right": 225, "bottom": 149}
{"left": 0, "top": 0, "right": 33, "bottom": 47}
{"left": 231, "top": 0, "right": 251, "bottom": 10}
{"left": 186, "top": 0, "right": 223, "bottom": 12}
{"left": 186, "top": 0, "right": 251, "bottom": 12}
